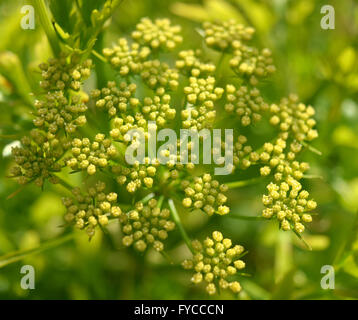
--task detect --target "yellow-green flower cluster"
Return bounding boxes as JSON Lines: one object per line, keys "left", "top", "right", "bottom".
{"left": 269, "top": 94, "right": 318, "bottom": 142}
{"left": 233, "top": 133, "right": 308, "bottom": 173}
{"left": 33, "top": 91, "right": 87, "bottom": 134}
{"left": 181, "top": 174, "right": 230, "bottom": 216}
{"left": 10, "top": 130, "right": 65, "bottom": 187}
{"left": 140, "top": 60, "right": 179, "bottom": 91}
{"left": 91, "top": 81, "right": 139, "bottom": 117}
{"left": 176, "top": 50, "right": 216, "bottom": 77}
{"left": 63, "top": 181, "right": 122, "bottom": 238}
{"left": 182, "top": 231, "right": 245, "bottom": 295}
{"left": 141, "top": 94, "right": 176, "bottom": 126}
{"left": 119, "top": 198, "right": 175, "bottom": 252}
{"left": 109, "top": 115, "right": 147, "bottom": 143}
{"left": 232, "top": 135, "right": 256, "bottom": 169}
{"left": 112, "top": 161, "right": 158, "bottom": 193}
{"left": 182, "top": 76, "right": 223, "bottom": 130}
{"left": 103, "top": 38, "right": 151, "bottom": 76}
{"left": 225, "top": 85, "right": 269, "bottom": 126}
{"left": 202, "top": 20, "right": 255, "bottom": 51}
{"left": 230, "top": 46, "right": 275, "bottom": 84}
{"left": 184, "top": 76, "right": 224, "bottom": 106}
{"left": 262, "top": 177, "right": 317, "bottom": 233}
{"left": 39, "top": 53, "right": 92, "bottom": 91}
{"left": 132, "top": 18, "right": 183, "bottom": 50}
{"left": 257, "top": 137, "right": 305, "bottom": 178}
{"left": 66, "top": 134, "right": 117, "bottom": 175}
{"left": 256, "top": 137, "right": 317, "bottom": 232}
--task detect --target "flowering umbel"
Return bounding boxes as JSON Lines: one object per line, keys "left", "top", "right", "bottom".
{"left": 119, "top": 199, "right": 175, "bottom": 252}
{"left": 9, "top": 16, "right": 319, "bottom": 298}
{"left": 182, "top": 231, "right": 246, "bottom": 295}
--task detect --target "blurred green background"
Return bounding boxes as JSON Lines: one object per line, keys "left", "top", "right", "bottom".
{"left": 0, "top": 0, "right": 358, "bottom": 299}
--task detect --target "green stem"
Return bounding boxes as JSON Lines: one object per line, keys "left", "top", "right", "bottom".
{"left": 7, "top": 178, "right": 36, "bottom": 200}
{"left": 160, "top": 250, "right": 173, "bottom": 264}
{"left": 301, "top": 141, "right": 322, "bottom": 156}
{"left": 53, "top": 175, "right": 75, "bottom": 192}
{"left": 0, "top": 52, "right": 34, "bottom": 107}
{"left": 141, "top": 193, "right": 156, "bottom": 204}
{"left": 274, "top": 231, "right": 293, "bottom": 284}
{"left": 333, "top": 211, "right": 358, "bottom": 269}
{"left": 32, "top": 0, "right": 61, "bottom": 56}
{"left": 0, "top": 233, "right": 74, "bottom": 268}
{"left": 92, "top": 34, "right": 107, "bottom": 89}
{"left": 303, "top": 174, "right": 323, "bottom": 180}
{"left": 292, "top": 229, "right": 312, "bottom": 251}
{"left": 157, "top": 195, "right": 164, "bottom": 209}
{"left": 216, "top": 52, "right": 226, "bottom": 78}
{"left": 0, "top": 134, "right": 23, "bottom": 139}
{"left": 227, "top": 215, "right": 265, "bottom": 221}
{"left": 226, "top": 177, "right": 262, "bottom": 189}
{"left": 92, "top": 49, "right": 107, "bottom": 63}
{"left": 168, "top": 199, "right": 194, "bottom": 254}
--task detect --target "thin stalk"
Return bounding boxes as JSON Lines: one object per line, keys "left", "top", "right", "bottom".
{"left": 227, "top": 215, "right": 265, "bottom": 221}
{"left": 217, "top": 52, "right": 226, "bottom": 70}
{"left": 0, "top": 233, "right": 74, "bottom": 268}
{"left": 92, "top": 49, "right": 107, "bottom": 63}
{"left": 7, "top": 178, "right": 36, "bottom": 200}
{"left": 157, "top": 195, "right": 164, "bottom": 209}
{"left": 333, "top": 211, "right": 358, "bottom": 269}
{"left": 226, "top": 177, "right": 262, "bottom": 189}
{"left": 216, "top": 52, "right": 226, "bottom": 81}
{"left": 160, "top": 250, "right": 173, "bottom": 264}
{"left": 292, "top": 229, "right": 312, "bottom": 251}
{"left": 53, "top": 175, "right": 75, "bottom": 192}
{"left": 32, "top": 0, "right": 61, "bottom": 56}
{"left": 274, "top": 231, "right": 293, "bottom": 284}
{"left": 301, "top": 141, "right": 322, "bottom": 156}
{"left": 0, "top": 134, "right": 23, "bottom": 139}
{"left": 168, "top": 199, "right": 194, "bottom": 254}
{"left": 141, "top": 193, "right": 156, "bottom": 204}
{"left": 303, "top": 174, "right": 323, "bottom": 180}
{"left": 0, "top": 52, "right": 34, "bottom": 107}
{"left": 92, "top": 34, "right": 107, "bottom": 89}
